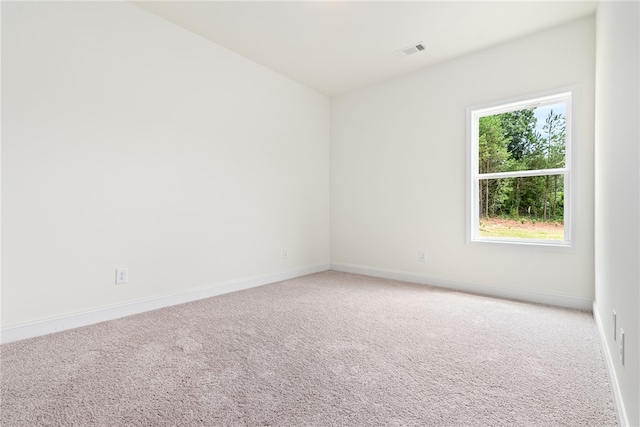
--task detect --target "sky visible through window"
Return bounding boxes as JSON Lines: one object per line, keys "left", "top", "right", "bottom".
{"left": 533, "top": 102, "right": 566, "bottom": 134}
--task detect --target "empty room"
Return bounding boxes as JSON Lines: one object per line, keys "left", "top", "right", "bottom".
{"left": 1, "top": 1, "right": 638, "bottom": 426}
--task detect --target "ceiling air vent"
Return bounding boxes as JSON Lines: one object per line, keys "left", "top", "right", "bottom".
{"left": 394, "top": 42, "right": 426, "bottom": 57}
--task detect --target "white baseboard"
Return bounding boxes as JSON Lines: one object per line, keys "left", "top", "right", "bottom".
{"left": 0, "top": 263, "right": 594, "bottom": 345}
{"left": 593, "top": 301, "right": 629, "bottom": 427}
{"left": 330, "top": 262, "right": 593, "bottom": 311}
{"left": 0, "top": 264, "right": 330, "bottom": 345}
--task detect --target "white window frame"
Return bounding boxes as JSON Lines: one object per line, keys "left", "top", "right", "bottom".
{"left": 466, "top": 88, "right": 575, "bottom": 247}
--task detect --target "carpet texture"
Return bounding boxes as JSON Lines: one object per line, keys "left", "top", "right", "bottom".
{"left": 1, "top": 271, "right": 617, "bottom": 426}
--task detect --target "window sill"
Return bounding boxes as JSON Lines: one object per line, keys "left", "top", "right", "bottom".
{"left": 468, "top": 237, "right": 574, "bottom": 251}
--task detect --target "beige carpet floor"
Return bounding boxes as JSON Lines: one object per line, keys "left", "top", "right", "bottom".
{"left": 1, "top": 271, "right": 617, "bottom": 426}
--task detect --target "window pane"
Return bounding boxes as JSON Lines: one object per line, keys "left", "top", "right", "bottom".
{"left": 478, "top": 102, "right": 566, "bottom": 173}
{"left": 478, "top": 175, "right": 564, "bottom": 241}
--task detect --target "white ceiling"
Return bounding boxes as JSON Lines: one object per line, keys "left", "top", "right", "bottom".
{"left": 131, "top": 1, "right": 598, "bottom": 96}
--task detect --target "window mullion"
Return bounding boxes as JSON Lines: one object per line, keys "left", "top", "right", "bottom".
{"left": 478, "top": 168, "right": 568, "bottom": 180}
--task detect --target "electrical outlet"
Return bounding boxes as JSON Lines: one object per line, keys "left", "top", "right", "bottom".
{"left": 282, "top": 249, "right": 288, "bottom": 260}
{"left": 619, "top": 328, "right": 625, "bottom": 365}
{"left": 115, "top": 268, "right": 128, "bottom": 285}
{"left": 613, "top": 310, "right": 617, "bottom": 341}
{"left": 418, "top": 251, "right": 426, "bottom": 262}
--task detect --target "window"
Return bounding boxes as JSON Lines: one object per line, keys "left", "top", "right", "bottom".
{"left": 467, "top": 89, "right": 573, "bottom": 246}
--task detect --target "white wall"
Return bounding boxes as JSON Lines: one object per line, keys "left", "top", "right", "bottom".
{"left": 594, "top": 2, "right": 640, "bottom": 426}
{"left": 1, "top": 2, "right": 330, "bottom": 328}
{"left": 331, "top": 18, "right": 595, "bottom": 305}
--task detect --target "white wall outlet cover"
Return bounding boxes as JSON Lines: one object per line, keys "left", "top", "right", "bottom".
{"left": 115, "top": 268, "right": 128, "bottom": 285}
{"left": 619, "top": 328, "right": 624, "bottom": 365}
